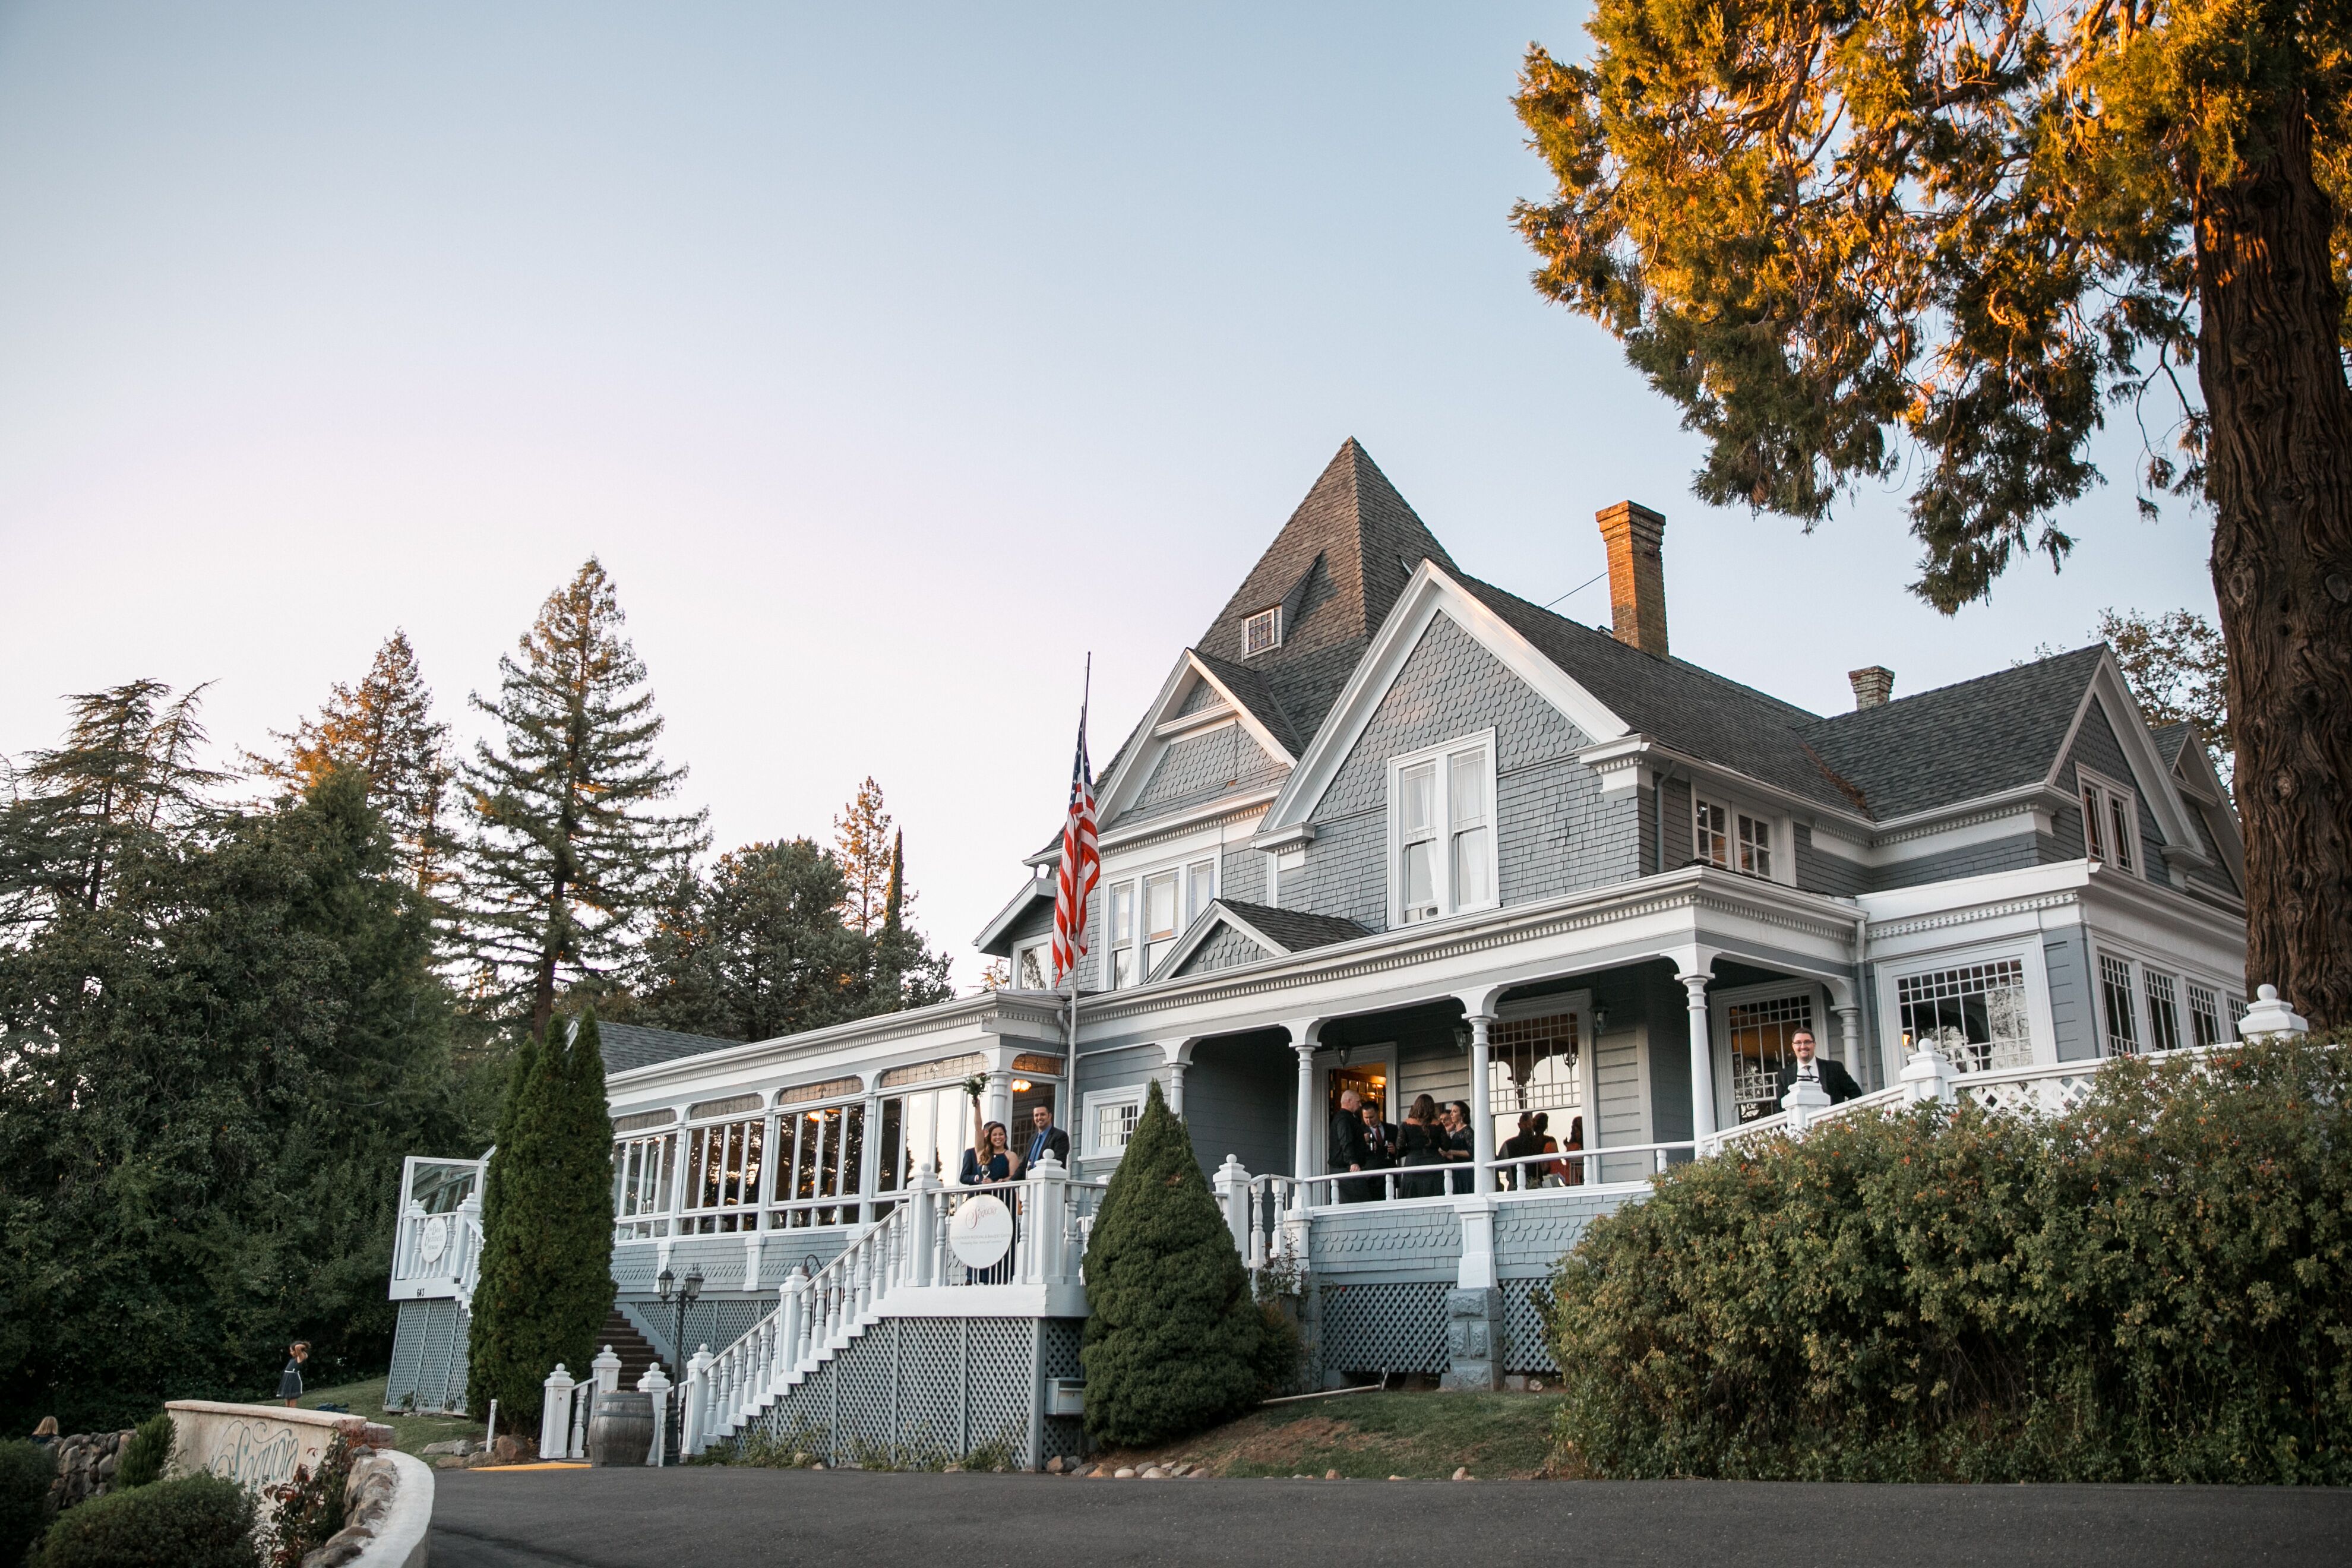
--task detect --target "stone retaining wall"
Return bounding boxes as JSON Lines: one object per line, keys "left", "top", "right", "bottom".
{"left": 46, "top": 1429, "right": 133, "bottom": 1512}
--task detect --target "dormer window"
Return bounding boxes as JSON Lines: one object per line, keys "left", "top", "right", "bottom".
{"left": 1244, "top": 607, "right": 1282, "bottom": 657}
{"left": 2078, "top": 768, "right": 2142, "bottom": 877}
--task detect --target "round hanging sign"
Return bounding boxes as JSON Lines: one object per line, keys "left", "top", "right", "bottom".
{"left": 419, "top": 1213, "right": 448, "bottom": 1265}
{"left": 948, "top": 1195, "right": 1014, "bottom": 1271}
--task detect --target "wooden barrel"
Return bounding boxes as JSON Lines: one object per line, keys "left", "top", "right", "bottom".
{"left": 588, "top": 1390, "right": 654, "bottom": 1467}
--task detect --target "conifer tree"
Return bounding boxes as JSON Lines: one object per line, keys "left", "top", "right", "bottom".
{"left": 461, "top": 560, "right": 707, "bottom": 1039}
{"left": 832, "top": 777, "right": 897, "bottom": 937}
{"left": 252, "top": 631, "right": 457, "bottom": 902}
{"left": 1079, "top": 1081, "right": 1262, "bottom": 1447}
{"left": 464, "top": 1010, "right": 614, "bottom": 1433}
{"left": 635, "top": 839, "right": 871, "bottom": 1042}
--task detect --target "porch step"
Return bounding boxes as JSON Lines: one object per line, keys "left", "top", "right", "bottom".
{"left": 598, "top": 1309, "right": 668, "bottom": 1387}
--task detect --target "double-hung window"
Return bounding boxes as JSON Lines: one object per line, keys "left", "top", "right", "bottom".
{"left": 1184, "top": 856, "right": 1216, "bottom": 926}
{"left": 1389, "top": 734, "right": 1497, "bottom": 926}
{"left": 1099, "top": 856, "right": 1216, "bottom": 988}
{"left": 2078, "top": 769, "right": 2143, "bottom": 876}
{"left": 1108, "top": 881, "right": 1137, "bottom": 988}
{"left": 2100, "top": 953, "right": 2140, "bottom": 1055}
{"left": 1696, "top": 797, "right": 1774, "bottom": 877}
{"left": 1143, "top": 871, "right": 1181, "bottom": 976}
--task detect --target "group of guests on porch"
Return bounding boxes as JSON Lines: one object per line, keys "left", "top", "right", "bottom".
{"left": 1327, "top": 1089, "right": 1583, "bottom": 1201}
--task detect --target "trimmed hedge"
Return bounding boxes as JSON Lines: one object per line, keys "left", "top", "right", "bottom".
{"left": 0, "top": 1441, "right": 53, "bottom": 1568}
{"left": 115, "top": 1415, "right": 172, "bottom": 1491}
{"left": 1545, "top": 1035, "right": 2352, "bottom": 1482}
{"left": 33, "top": 1473, "right": 256, "bottom": 1568}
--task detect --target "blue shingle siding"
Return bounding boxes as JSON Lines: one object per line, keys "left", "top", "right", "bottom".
{"left": 1311, "top": 1205, "right": 1463, "bottom": 1283}
{"left": 1177, "top": 679, "right": 1222, "bottom": 717}
{"left": 1494, "top": 1191, "right": 1632, "bottom": 1275}
{"left": 1115, "top": 724, "right": 1288, "bottom": 828}
{"left": 1285, "top": 613, "right": 1636, "bottom": 927}
{"left": 1173, "top": 923, "right": 1276, "bottom": 977}
{"left": 1795, "top": 822, "right": 1869, "bottom": 896}
{"left": 2044, "top": 930, "right": 2098, "bottom": 1061}
{"left": 2064, "top": 698, "right": 2173, "bottom": 880}
{"left": 1184, "top": 1033, "right": 1295, "bottom": 1182}
{"left": 1000, "top": 893, "right": 1054, "bottom": 946}
{"left": 1220, "top": 842, "right": 1266, "bottom": 905}
{"left": 1873, "top": 832, "right": 2043, "bottom": 890}
{"left": 1659, "top": 776, "right": 1692, "bottom": 872}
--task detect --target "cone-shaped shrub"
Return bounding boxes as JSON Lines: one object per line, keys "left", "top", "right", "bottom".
{"left": 466, "top": 1010, "right": 617, "bottom": 1430}
{"left": 1080, "top": 1080, "right": 1261, "bottom": 1447}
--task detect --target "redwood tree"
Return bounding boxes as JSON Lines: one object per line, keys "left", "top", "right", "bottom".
{"left": 1514, "top": 0, "right": 2352, "bottom": 1025}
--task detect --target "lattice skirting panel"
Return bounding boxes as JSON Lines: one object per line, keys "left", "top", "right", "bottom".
{"left": 386, "top": 1298, "right": 470, "bottom": 1414}
{"left": 1500, "top": 1278, "right": 1558, "bottom": 1375}
{"left": 750, "top": 1317, "right": 1073, "bottom": 1469}
{"left": 1317, "top": 1281, "right": 1450, "bottom": 1376}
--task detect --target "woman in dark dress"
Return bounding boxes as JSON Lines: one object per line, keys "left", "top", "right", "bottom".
{"left": 1396, "top": 1094, "right": 1446, "bottom": 1199}
{"left": 278, "top": 1341, "right": 309, "bottom": 1408}
{"left": 1440, "top": 1101, "right": 1477, "bottom": 1194}
{"left": 959, "top": 1121, "right": 1011, "bottom": 1186}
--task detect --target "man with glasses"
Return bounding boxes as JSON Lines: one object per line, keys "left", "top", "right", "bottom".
{"left": 1774, "top": 1029, "right": 1862, "bottom": 1109}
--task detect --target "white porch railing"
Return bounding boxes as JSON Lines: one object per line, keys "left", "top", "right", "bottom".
{"left": 681, "top": 1153, "right": 1106, "bottom": 1455}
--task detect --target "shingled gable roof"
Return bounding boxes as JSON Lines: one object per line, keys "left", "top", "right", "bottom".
{"left": 1794, "top": 645, "right": 2111, "bottom": 820}
{"left": 1150, "top": 896, "right": 1371, "bottom": 980}
{"left": 599, "top": 1020, "right": 744, "bottom": 1075}
{"left": 1194, "top": 438, "right": 1459, "bottom": 747}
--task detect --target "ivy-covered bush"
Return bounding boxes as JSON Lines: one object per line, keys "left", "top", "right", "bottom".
{"left": 1545, "top": 1035, "right": 2352, "bottom": 1482}
{"left": 1081, "top": 1081, "right": 1262, "bottom": 1447}
{"left": 113, "top": 1414, "right": 173, "bottom": 1491}
{"left": 33, "top": 1473, "right": 256, "bottom": 1568}
{"left": 0, "top": 1440, "right": 55, "bottom": 1568}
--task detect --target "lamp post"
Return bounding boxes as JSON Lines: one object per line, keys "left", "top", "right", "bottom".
{"left": 655, "top": 1263, "right": 703, "bottom": 1462}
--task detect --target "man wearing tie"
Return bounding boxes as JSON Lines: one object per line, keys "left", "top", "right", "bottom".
{"left": 1774, "top": 1028, "right": 1862, "bottom": 1108}
{"left": 1014, "top": 1102, "right": 1070, "bottom": 1177}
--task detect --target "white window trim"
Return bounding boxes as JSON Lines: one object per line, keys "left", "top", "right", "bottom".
{"left": 1871, "top": 936, "right": 2056, "bottom": 1082}
{"left": 1244, "top": 606, "right": 1283, "bottom": 657}
{"left": 1082, "top": 1086, "right": 1147, "bottom": 1161}
{"left": 2076, "top": 766, "right": 2145, "bottom": 879}
{"left": 1692, "top": 792, "right": 1787, "bottom": 884}
{"left": 1013, "top": 938, "right": 1055, "bottom": 990}
{"left": 1100, "top": 851, "right": 1221, "bottom": 988}
{"left": 1386, "top": 729, "right": 1500, "bottom": 929}
{"left": 2084, "top": 938, "right": 2240, "bottom": 1055}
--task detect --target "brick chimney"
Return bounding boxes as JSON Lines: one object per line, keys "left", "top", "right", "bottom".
{"left": 1596, "top": 501, "right": 1669, "bottom": 657}
{"left": 1848, "top": 666, "right": 1895, "bottom": 709}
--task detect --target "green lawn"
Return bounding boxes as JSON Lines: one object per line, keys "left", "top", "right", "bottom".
{"left": 1098, "top": 1390, "right": 1563, "bottom": 1480}
{"left": 293, "top": 1376, "right": 487, "bottom": 1459}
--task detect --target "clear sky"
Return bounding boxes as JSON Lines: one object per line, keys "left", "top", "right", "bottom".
{"left": 0, "top": 2, "right": 2217, "bottom": 985}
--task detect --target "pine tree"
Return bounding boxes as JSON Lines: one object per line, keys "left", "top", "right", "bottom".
{"left": 460, "top": 559, "right": 708, "bottom": 1039}
{"left": 635, "top": 840, "right": 871, "bottom": 1042}
{"left": 1079, "top": 1080, "right": 1262, "bottom": 1447}
{"left": 865, "top": 829, "right": 954, "bottom": 1013}
{"left": 832, "top": 778, "right": 897, "bottom": 937}
{"left": 252, "top": 631, "right": 457, "bottom": 901}
{"left": 1, "top": 680, "right": 223, "bottom": 931}
{"left": 464, "top": 1010, "right": 614, "bottom": 1433}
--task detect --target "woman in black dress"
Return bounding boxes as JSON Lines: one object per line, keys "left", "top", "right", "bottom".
{"left": 1396, "top": 1094, "right": 1446, "bottom": 1199}
{"left": 1440, "top": 1101, "right": 1478, "bottom": 1194}
{"left": 278, "top": 1341, "right": 309, "bottom": 1408}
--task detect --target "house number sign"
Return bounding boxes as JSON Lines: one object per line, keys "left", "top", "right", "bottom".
{"left": 948, "top": 1196, "right": 1014, "bottom": 1270}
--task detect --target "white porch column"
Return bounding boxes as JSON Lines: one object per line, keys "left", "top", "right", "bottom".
{"left": 985, "top": 1067, "right": 1014, "bottom": 1131}
{"left": 1680, "top": 970, "right": 1719, "bottom": 1142}
{"left": 1286, "top": 1019, "right": 1325, "bottom": 1180}
{"left": 1465, "top": 1013, "right": 1497, "bottom": 1195}
{"left": 1161, "top": 1038, "right": 1197, "bottom": 1118}
{"left": 1835, "top": 1003, "right": 1863, "bottom": 1076}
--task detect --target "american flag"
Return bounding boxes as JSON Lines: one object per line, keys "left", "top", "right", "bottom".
{"left": 1051, "top": 713, "right": 1099, "bottom": 987}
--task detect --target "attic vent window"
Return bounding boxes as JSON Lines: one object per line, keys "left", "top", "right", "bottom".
{"left": 1244, "top": 607, "right": 1282, "bottom": 657}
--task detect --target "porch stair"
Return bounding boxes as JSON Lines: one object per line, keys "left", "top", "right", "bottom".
{"left": 597, "top": 1308, "right": 669, "bottom": 1387}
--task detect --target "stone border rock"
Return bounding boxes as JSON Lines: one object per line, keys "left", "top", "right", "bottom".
{"left": 296, "top": 1449, "right": 432, "bottom": 1568}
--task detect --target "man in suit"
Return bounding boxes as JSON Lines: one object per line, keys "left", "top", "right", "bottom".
{"left": 1774, "top": 1028, "right": 1863, "bottom": 1108}
{"left": 1014, "top": 1102, "right": 1070, "bottom": 1177}
{"left": 1329, "top": 1089, "right": 1373, "bottom": 1202}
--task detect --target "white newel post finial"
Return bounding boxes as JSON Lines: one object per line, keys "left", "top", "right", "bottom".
{"left": 639, "top": 1362, "right": 672, "bottom": 1467}
{"left": 1781, "top": 1073, "right": 1831, "bottom": 1134}
{"left": 1029, "top": 1149, "right": 1070, "bottom": 1283}
{"left": 1213, "top": 1155, "right": 1251, "bottom": 1260}
{"left": 539, "top": 1364, "right": 574, "bottom": 1459}
{"left": 1900, "top": 1040, "right": 1961, "bottom": 1107}
{"left": 684, "top": 1345, "right": 716, "bottom": 1456}
{"left": 590, "top": 1344, "right": 622, "bottom": 1396}
{"left": 2238, "top": 984, "right": 2309, "bottom": 1041}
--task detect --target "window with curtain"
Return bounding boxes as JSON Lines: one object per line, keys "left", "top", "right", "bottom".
{"left": 1390, "top": 735, "right": 1497, "bottom": 925}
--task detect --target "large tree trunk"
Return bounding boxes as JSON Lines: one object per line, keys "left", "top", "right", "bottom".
{"left": 2196, "top": 94, "right": 2352, "bottom": 1030}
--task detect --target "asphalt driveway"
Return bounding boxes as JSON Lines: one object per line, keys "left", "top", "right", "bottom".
{"left": 430, "top": 1465, "right": 2351, "bottom": 1568}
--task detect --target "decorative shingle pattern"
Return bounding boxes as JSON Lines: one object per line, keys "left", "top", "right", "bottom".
{"left": 1115, "top": 723, "right": 1288, "bottom": 827}
{"left": 1172, "top": 923, "right": 1278, "bottom": 977}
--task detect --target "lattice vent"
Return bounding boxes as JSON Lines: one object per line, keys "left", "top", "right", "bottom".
{"left": 968, "top": 1320, "right": 1035, "bottom": 1468}
{"left": 1501, "top": 1279, "right": 1558, "bottom": 1374}
{"left": 1319, "top": 1281, "right": 1449, "bottom": 1374}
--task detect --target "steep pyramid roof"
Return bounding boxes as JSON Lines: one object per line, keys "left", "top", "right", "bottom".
{"left": 1194, "top": 439, "right": 1459, "bottom": 745}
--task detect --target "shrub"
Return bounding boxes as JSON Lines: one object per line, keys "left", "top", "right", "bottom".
{"left": 1544, "top": 1035, "right": 2352, "bottom": 1482}
{"left": 33, "top": 1473, "right": 257, "bottom": 1568}
{"left": 0, "top": 1441, "right": 55, "bottom": 1568}
{"left": 1080, "top": 1080, "right": 1262, "bottom": 1447}
{"left": 263, "top": 1434, "right": 351, "bottom": 1567}
{"left": 115, "top": 1415, "right": 173, "bottom": 1491}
